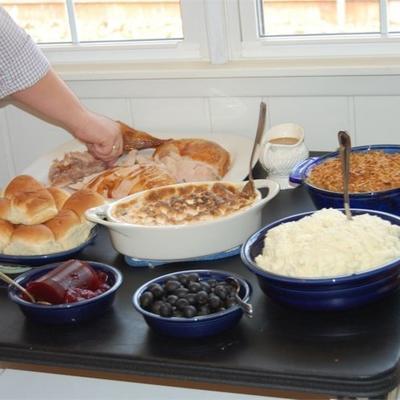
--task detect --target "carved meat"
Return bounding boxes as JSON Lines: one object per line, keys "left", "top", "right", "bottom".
{"left": 119, "top": 121, "right": 171, "bottom": 151}
{"left": 153, "top": 139, "right": 231, "bottom": 182}
{"left": 84, "top": 164, "right": 176, "bottom": 200}
{"left": 48, "top": 151, "right": 107, "bottom": 187}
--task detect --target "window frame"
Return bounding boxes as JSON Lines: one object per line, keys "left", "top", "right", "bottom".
{"left": 40, "top": 0, "right": 210, "bottom": 64}
{"left": 228, "top": 0, "right": 400, "bottom": 60}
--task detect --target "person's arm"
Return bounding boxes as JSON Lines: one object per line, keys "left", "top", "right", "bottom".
{"left": 11, "top": 68, "right": 123, "bottom": 163}
{"left": 0, "top": 7, "right": 123, "bottom": 163}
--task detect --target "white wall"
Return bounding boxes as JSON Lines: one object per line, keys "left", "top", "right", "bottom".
{"left": 1, "top": 71, "right": 400, "bottom": 187}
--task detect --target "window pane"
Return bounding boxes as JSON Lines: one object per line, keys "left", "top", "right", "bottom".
{"left": 261, "top": 0, "right": 380, "bottom": 36}
{"left": 74, "top": 0, "right": 183, "bottom": 42}
{"left": 389, "top": 0, "right": 400, "bottom": 32}
{"left": 2, "top": 0, "right": 71, "bottom": 43}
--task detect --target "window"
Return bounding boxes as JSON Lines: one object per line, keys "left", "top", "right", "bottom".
{"left": 259, "top": 0, "right": 400, "bottom": 36}
{"left": 3, "top": 0, "right": 183, "bottom": 43}
{"left": 3, "top": 0, "right": 205, "bottom": 63}
{"left": 233, "top": 0, "right": 400, "bottom": 60}
{"left": 3, "top": 0, "right": 400, "bottom": 65}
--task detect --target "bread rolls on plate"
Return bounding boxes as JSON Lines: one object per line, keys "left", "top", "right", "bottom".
{"left": 47, "top": 187, "right": 69, "bottom": 210}
{"left": 1, "top": 175, "right": 58, "bottom": 225}
{"left": 3, "top": 224, "right": 63, "bottom": 255}
{"left": 2, "top": 175, "right": 43, "bottom": 198}
{"left": 45, "top": 209, "right": 92, "bottom": 250}
{"left": 62, "top": 189, "right": 105, "bottom": 222}
{"left": 0, "top": 219, "right": 14, "bottom": 252}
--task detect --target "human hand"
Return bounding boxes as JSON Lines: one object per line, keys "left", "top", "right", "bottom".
{"left": 73, "top": 111, "right": 123, "bottom": 164}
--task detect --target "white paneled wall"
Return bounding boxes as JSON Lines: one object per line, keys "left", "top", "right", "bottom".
{"left": 1, "top": 73, "right": 400, "bottom": 187}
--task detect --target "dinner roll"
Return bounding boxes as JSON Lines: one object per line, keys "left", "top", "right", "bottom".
{"left": 62, "top": 189, "right": 105, "bottom": 222}
{"left": 0, "top": 219, "right": 14, "bottom": 252}
{"left": 0, "top": 198, "right": 10, "bottom": 221}
{"left": 47, "top": 187, "right": 69, "bottom": 210}
{"left": 8, "top": 189, "right": 58, "bottom": 225}
{"left": 3, "top": 224, "right": 62, "bottom": 255}
{"left": 3, "top": 175, "right": 44, "bottom": 199}
{"left": 46, "top": 209, "right": 92, "bottom": 250}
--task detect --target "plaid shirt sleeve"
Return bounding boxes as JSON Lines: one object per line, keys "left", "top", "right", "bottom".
{"left": 0, "top": 7, "right": 50, "bottom": 99}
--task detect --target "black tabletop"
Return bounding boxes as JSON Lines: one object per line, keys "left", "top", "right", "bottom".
{"left": 1, "top": 185, "right": 400, "bottom": 398}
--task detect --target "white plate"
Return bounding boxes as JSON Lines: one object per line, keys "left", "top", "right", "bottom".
{"left": 22, "top": 133, "right": 256, "bottom": 185}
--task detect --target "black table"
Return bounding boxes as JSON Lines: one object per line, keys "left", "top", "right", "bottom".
{"left": 1, "top": 186, "right": 400, "bottom": 400}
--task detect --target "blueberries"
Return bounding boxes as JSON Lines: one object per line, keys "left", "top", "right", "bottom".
{"left": 188, "top": 282, "right": 202, "bottom": 293}
{"left": 166, "top": 294, "right": 178, "bottom": 305}
{"left": 159, "top": 302, "right": 173, "bottom": 317}
{"left": 182, "top": 305, "right": 197, "bottom": 318}
{"left": 208, "top": 294, "right": 222, "bottom": 309}
{"left": 148, "top": 283, "right": 164, "bottom": 299}
{"left": 195, "top": 290, "right": 208, "bottom": 305}
{"left": 176, "top": 297, "right": 190, "bottom": 310}
{"left": 197, "top": 304, "right": 211, "bottom": 316}
{"left": 164, "top": 279, "right": 181, "bottom": 292}
{"left": 139, "top": 291, "right": 154, "bottom": 309}
{"left": 151, "top": 300, "right": 164, "bottom": 314}
{"left": 174, "top": 287, "right": 189, "bottom": 298}
{"left": 214, "top": 285, "right": 227, "bottom": 300}
{"left": 139, "top": 273, "right": 239, "bottom": 319}
{"left": 187, "top": 273, "right": 200, "bottom": 283}
{"left": 185, "top": 293, "right": 197, "bottom": 305}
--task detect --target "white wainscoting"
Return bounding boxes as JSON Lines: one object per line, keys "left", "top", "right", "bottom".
{"left": 1, "top": 73, "right": 400, "bottom": 187}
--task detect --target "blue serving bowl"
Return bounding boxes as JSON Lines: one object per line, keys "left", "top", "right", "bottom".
{"left": 241, "top": 209, "right": 400, "bottom": 311}
{"left": 8, "top": 261, "right": 123, "bottom": 324}
{"left": 132, "top": 269, "right": 251, "bottom": 338}
{"left": 289, "top": 144, "right": 400, "bottom": 215}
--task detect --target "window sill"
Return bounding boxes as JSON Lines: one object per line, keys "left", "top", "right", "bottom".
{"left": 54, "top": 57, "right": 400, "bottom": 81}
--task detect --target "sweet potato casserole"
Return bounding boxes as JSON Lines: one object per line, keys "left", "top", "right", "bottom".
{"left": 307, "top": 151, "right": 400, "bottom": 193}
{"left": 112, "top": 183, "right": 257, "bottom": 226}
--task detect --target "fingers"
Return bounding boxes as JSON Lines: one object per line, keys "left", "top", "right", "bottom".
{"left": 86, "top": 131, "right": 123, "bottom": 163}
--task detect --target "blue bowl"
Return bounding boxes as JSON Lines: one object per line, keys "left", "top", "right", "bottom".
{"left": 289, "top": 144, "right": 400, "bottom": 215}
{"left": 241, "top": 209, "right": 400, "bottom": 311}
{"left": 8, "top": 261, "right": 123, "bottom": 324}
{"left": 132, "top": 269, "right": 251, "bottom": 338}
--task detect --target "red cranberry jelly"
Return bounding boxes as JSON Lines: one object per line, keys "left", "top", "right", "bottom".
{"left": 26, "top": 259, "right": 109, "bottom": 304}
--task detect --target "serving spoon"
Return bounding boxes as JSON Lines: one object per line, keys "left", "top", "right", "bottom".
{"left": 226, "top": 276, "right": 253, "bottom": 318}
{"left": 242, "top": 101, "right": 267, "bottom": 196}
{"left": 338, "top": 130, "right": 353, "bottom": 220}
{"left": 0, "top": 271, "right": 51, "bottom": 305}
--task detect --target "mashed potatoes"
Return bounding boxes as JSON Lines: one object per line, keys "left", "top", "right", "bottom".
{"left": 255, "top": 208, "right": 400, "bottom": 278}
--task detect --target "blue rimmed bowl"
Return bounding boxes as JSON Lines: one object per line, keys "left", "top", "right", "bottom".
{"left": 289, "top": 144, "right": 400, "bottom": 215}
{"left": 241, "top": 209, "right": 400, "bottom": 311}
{"left": 8, "top": 261, "right": 123, "bottom": 324}
{"left": 132, "top": 269, "right": 251, "bottom": 338}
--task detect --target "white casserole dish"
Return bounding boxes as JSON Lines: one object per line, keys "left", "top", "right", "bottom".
{"left": 85, "top": 179, "right": 280, "bottom": 260}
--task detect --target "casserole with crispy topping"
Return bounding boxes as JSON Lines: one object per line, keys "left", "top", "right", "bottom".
{"left": 111, "top": 182, "right": 257, "bottom": 226}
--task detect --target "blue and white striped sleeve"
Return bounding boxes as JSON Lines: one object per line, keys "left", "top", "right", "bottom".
{"left": 0, "top": 7, "right": 50, "bottom": 99}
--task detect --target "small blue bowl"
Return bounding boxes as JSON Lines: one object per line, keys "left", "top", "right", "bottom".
{"left": 289, "top": 145, "right": 400, "bottom": 215}
{"left": 241, "top": 209, "right": 400, "bottom": 311}
{"left": 132, "top": 269, "right": 251, "bottom": 338}
{"left": 8, "top": 261, "right": 123, "bottom": 324}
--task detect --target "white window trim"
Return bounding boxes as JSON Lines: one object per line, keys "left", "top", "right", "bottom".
{"left": 228, "top": 0, "right": 400, "bottom": 60}
{"left": 41, "top": 0, "right": 210, "bottom": 65}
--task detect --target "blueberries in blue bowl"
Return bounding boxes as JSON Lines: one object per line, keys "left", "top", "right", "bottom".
{"left": 133, "top": 269, "right": 251, "bottom": 338}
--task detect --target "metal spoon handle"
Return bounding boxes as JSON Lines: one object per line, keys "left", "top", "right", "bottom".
{"left": 338, "top": 130, "right": 353, "bottom": 220}
{"left": 248, "top": 101, "right": 267, "bottom": 183}
{"left": 0, "top": 270, "right": 36, "bottom": 303}
{"left": 235, "top": 294, "right": 254, "bottom": 318}
{"left": 226, "top": 277, "right": 254, "bottom": 318}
